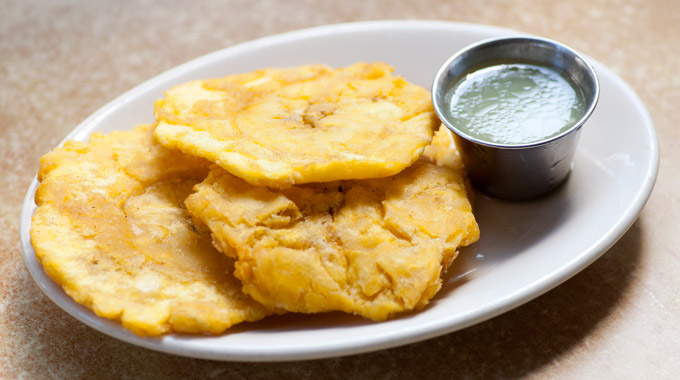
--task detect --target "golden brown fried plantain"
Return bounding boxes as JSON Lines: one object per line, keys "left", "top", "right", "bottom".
{"left": 154, "top": 63, "right": 438, "bottom": 188}
{"left": 185, "top": 158, "right": 479, "bottom": 321}
{"left": 30, "top": 124, "right": 272, "bottom": 336}
{"left": 423, "top": 126, "right": 464, "bottom": 171}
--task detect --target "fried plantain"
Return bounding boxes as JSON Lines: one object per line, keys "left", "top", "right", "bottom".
{"left": 31, "top": 124, "right": 273, "bottom": 336}
{"left": 154, "top": 63, "right": 438, "bottom": 188}
{"left": 185, "top": 158, "right": 479, "bottom": 320}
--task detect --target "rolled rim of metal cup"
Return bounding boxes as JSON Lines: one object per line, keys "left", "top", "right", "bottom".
{"left": 431, "top": 36, "right": 600, "bottom": 200}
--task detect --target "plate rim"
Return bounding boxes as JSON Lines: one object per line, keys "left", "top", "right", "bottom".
{"left": 19, "top": 19, "right": 659, "bottom": 361}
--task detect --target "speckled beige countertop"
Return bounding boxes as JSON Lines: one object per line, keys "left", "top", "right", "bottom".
{"left": 1, "top": 0, "right": 678, "bottom": 378}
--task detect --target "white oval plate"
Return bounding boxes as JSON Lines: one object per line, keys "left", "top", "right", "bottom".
{"left": 20, "top": 20, "right": 658, "bottom": 361}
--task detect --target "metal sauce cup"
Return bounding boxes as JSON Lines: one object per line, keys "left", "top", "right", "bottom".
{"left": 432, "top": 36, "right": 599, "bottom": 201}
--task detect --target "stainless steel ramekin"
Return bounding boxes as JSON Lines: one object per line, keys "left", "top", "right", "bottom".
{"left": 432, "top": 36, "right": 599, "bottom": 201}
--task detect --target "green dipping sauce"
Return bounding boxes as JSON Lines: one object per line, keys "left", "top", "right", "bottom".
{"left": 444, "top": 62, "right": 586, "bottom": 145}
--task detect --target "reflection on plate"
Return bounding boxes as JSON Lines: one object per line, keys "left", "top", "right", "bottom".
{"left": 19, "top": 20, "right": 658, "bottom": 361}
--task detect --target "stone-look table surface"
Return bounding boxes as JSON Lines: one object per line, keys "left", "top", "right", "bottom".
{"left": 1, "top": 0, "right": 678, "bottom": 378}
